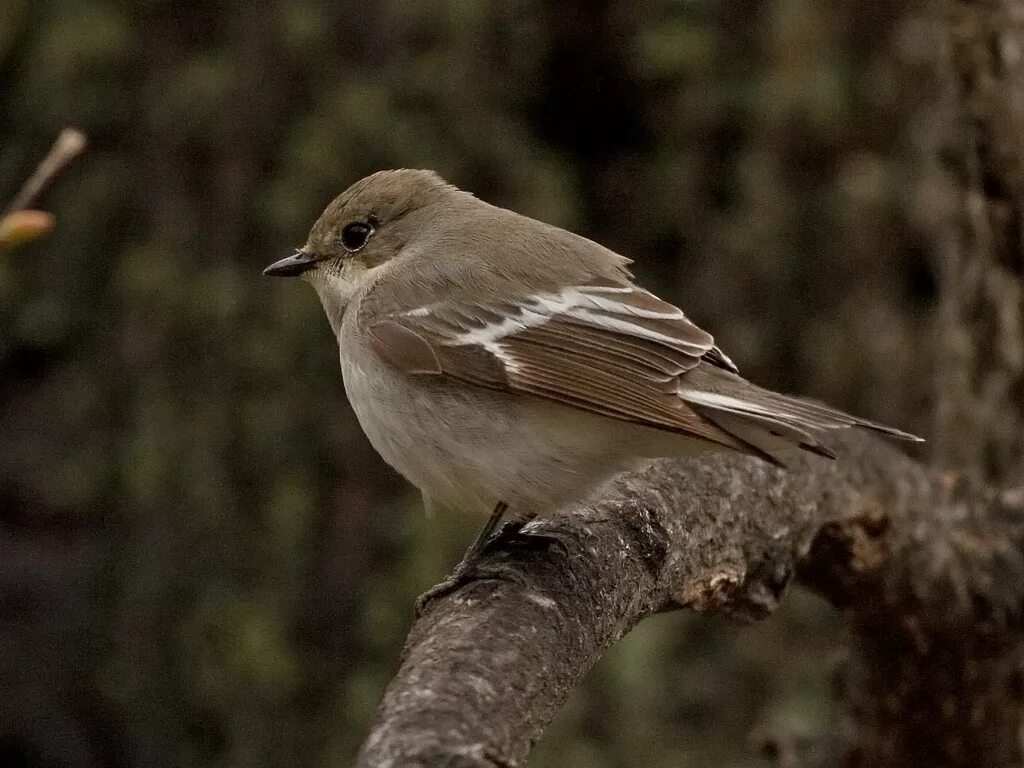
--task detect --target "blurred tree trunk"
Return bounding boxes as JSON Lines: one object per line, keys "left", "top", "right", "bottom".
{"left": 935, "top": 0, "right": 1024, "bottom": 486}
{"left": 847, "top": 0, "right": 1024, "bottom": 765}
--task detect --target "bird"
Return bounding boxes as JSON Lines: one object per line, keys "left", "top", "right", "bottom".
{"left": 264, "top": 168, "right": 920, "bottom": 608}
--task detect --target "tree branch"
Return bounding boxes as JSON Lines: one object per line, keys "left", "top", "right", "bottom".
{"left": 3, "top": 127, "right": 87, "bottom": 216}
{"left": 355, "top": 433, "right": 1024, "bottom": 768}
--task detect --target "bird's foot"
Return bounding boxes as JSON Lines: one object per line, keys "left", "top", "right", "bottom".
{"left": 413, "top": 565, "right": 475, "bottom": 617}
{"left": 414, "top": 519, "right": 562, "bottom": 616}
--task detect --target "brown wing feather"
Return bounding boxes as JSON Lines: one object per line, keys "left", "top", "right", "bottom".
{"left": 368, "top": 320, "right": 441, "bottom": 375}
{"left": 366, "top": 283, "right": 918, "bottom": 464}
{"left": 498, "top": 337, "right": 745, "bottom": 449}
{"left": 366, "top": 285, "right": 765, "bottom": 456}
{"left": 521, "top": 320, "right": 694, "bottom": 378}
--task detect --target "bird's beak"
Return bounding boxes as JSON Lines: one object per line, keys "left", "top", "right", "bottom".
{"left": 263, "top": 249, "right": 318, "bottom": 277}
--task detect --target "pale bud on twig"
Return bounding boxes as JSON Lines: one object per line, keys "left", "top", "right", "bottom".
{"left": 0, "top": 127, "right": 87, "bottom": 251}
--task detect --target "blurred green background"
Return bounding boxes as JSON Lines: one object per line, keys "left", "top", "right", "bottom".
{"left": 0, "top": 1, "right": 939, "bottom": 766}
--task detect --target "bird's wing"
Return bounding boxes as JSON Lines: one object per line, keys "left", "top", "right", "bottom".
{"left": 365, "top": 278, "right": 778, "bottom": 456}
{"left": 366, "top": 277, "right": 919, "bottom": 463}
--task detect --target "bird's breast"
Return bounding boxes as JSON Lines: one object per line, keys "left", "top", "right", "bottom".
{"left": 336, "top": 325, "right": 667, "bottom": 517}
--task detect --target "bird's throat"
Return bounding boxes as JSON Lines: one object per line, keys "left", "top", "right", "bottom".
{"left": 307, "top": 259, "right": 380, "bottom": 337}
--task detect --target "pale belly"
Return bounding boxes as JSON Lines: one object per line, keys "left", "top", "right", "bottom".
{"left": 338, "top": 335, "right": 679, "bottom": 518}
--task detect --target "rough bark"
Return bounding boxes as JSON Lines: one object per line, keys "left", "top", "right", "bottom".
{"left": 355, "top": 434, "right": 1024, "bottom": 768}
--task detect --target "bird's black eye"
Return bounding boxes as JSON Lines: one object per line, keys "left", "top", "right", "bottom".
{"left": 340, "top": 221, "right": 373, "bottom": 252}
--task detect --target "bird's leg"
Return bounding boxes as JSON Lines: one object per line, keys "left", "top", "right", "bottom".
{"left": 464, "top": 500, "right": 511, "bottom": 563}
{"left": 415, "top": 501, "right": 513, "bottom": 615}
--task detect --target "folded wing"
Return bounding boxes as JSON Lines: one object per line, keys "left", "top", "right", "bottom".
{"left": 367, "top": 278, "right": 919, "bottom": 464}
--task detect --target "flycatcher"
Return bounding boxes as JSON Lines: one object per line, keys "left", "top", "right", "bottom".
{"left": 264, "top": 169, "right": 919, "bottom": 605}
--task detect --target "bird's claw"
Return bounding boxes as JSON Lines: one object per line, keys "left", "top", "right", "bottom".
{"left": 414, "top": 519, "right": 564, "bottom": 617}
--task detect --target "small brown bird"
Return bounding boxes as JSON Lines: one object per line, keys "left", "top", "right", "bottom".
{"left": 265, "top": 169, "right": 919, "bottom": 604}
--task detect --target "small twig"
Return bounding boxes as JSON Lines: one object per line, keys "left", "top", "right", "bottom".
{"left": 4, "top": 128, "right": 87, "bottom": 215}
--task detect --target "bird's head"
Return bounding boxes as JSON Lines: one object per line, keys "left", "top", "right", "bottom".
{"left": 264, "top": 169, "right": 457, "bottom": 325}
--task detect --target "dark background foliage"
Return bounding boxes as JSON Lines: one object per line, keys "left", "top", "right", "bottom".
{"left": 0, "top": 1, "right": 940, "bottom": 765}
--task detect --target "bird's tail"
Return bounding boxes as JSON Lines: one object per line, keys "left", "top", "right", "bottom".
{"left": 679, "top": 367, "right": 922, "bottom": 466}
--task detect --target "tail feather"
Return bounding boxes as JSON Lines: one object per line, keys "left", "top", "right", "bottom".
{"left": 679, "top": 369, "right": 922, "bottom": 463}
